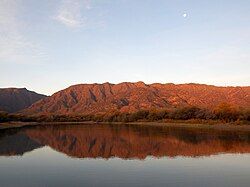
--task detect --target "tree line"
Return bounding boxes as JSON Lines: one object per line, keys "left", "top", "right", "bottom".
{"left": 0, "top": 103, "right": 250, "bottom": 123}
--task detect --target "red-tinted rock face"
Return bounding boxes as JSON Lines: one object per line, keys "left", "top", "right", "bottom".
{"left": 22, "top": 82, "right": 250, "bottom": 115}
{"left": 0, "top": 88, "right": 46, "bottom": 113}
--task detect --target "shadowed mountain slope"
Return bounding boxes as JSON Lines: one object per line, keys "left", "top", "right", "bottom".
{"left": 0, "top": 88, "right": 46, "bottom": 113}
{"left": 22, "top": 82, "right": 250, "bottom": 115}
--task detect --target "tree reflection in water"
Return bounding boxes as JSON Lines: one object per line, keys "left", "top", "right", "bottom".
{"left": 1, "top": 124, "right": 250, "bottom": 159}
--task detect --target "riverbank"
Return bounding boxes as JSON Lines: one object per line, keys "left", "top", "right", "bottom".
{"left": 0, "top": 121, "right": 39, "bottom": 130}
{"left": 0, "top": 120, "right": 250, "bottom": 131}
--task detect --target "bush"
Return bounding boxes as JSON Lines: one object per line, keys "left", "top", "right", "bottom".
{"left": 147, "top": 110, "right": 168, "bottom": 121}
{"left": 170, "top": 107, "right": 201, "bottom": 120}
{"left": 213, "top": 103, "right": 240, "bottom": 122}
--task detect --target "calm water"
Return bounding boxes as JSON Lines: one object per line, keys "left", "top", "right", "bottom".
{"left": 1, "top": 124, "right": 250, "bottom": 187}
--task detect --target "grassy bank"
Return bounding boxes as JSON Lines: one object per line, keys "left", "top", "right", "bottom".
{"left": 0, "top": 121, "right": 39, "bottom": 130}
{"left": 1, "top": 120, "right": 250, "bottom": 131}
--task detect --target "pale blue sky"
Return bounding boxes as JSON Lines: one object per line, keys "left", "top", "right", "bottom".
{"left": 0, "top": 0, "right": 249, "bottom": 95}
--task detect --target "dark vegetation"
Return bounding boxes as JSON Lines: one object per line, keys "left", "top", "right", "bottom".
{"left": 0, "top": 103, "right": 250, "bottom": 124}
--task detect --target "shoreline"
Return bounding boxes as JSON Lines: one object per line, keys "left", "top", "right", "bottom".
{"left": 0, "top": 121, "right": 250, "bottom": 131}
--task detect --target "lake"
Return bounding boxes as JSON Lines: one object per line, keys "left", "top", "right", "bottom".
{"left": 1, "top": 123, "right": 250, "bottom": 187}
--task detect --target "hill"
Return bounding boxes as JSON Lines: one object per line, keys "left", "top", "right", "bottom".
{"left": 0, "top": 88, "right": 46, "bottom": 113}
{"left": 21, "top": 82, "right": 250, "bottom": 115}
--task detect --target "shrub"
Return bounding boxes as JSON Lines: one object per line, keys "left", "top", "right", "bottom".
{"left": 213, "top": 103, "right": 240, "bottom": 122}
{"left": 170, "top": 106, "right": 201, "bottom": 120}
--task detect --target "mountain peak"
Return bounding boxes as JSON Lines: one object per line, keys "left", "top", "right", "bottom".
{"left": 134, "top": 81, "right": 147, "bottom": 87}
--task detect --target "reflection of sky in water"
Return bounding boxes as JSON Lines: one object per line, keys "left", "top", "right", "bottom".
{"left": 1, "top": 146, "right": 250, "bottom": 187}
{"left": 1, "top": 124, "right": 250, "bottom": 187}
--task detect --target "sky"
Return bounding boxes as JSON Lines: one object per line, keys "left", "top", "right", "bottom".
{"left": 0, "top": 0, "right": 249, "bottom": 95}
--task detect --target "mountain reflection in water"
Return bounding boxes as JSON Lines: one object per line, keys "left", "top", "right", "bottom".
{"left": 1, "top": 124, "right": 250, "bottom": 159}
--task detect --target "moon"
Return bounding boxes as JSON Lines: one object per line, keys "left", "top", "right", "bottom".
{"left": 182, "top": 13, "right": 187, "bottom": 18}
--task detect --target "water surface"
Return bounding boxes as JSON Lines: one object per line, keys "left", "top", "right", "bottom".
{"left": 1, "top": 123, "right": 250, "bottom": 187}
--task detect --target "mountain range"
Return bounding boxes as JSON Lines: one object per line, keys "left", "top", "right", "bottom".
{"left": 19, "top": 82, "right": 250, "bottom": 115}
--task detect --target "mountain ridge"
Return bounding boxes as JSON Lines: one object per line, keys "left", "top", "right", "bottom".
{"left": 21, "top": 82, "right": 250, "bottom": 115}
{"left": 0, "top": 88, "right": 46, "bottom": 113}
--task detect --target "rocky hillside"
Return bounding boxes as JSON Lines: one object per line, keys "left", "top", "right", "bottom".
{"left": 22, "top": 82, "right": 250, "bottom": 115}
{"left": 0, "top": 88, "right": 46, "bottom": 113}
